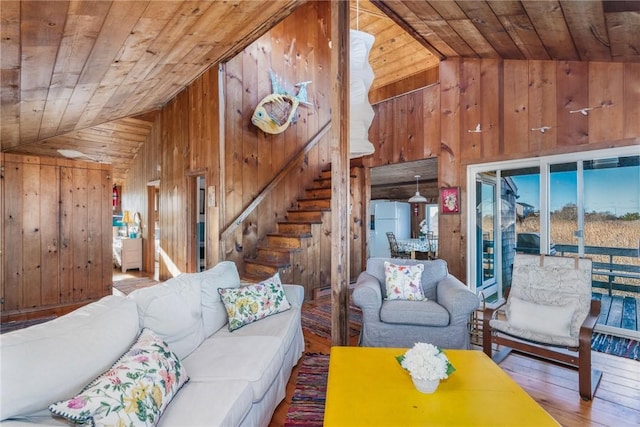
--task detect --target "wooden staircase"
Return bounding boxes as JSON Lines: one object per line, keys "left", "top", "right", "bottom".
{"left": 242, "top": 168, "right": 356, "bottom": 299}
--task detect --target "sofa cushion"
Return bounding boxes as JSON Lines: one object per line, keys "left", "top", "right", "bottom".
{"left": 380, "top": 300, "right": 450, "bottom": 326}
{"left": 213, "top": 293, "right": 301, "bottom": 351}
{"left": 200, "top": 261, "right": 242, "bottom": 337}
{"left": 0, "top": 295, "right": 139, "bottom": 421}
{"left": 129, "top": 275, "right": 205, "bottom": 359}
{"left": 182, "top": 336, "right": 285, "bottom": 401}
{"left": 49, "top": 328, "right": 188, "bottom": 427}
{"left": 384, "top": 262, "right": 425, "bottom": 301}
{"left": 218, "top": 273, "right": 291, "bottom": 331}
{"left": 158, "top": 380, "right": 253, "bottom": 427}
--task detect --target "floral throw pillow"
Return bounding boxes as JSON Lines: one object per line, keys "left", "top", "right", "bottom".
{"left": 384, "top": 262, "right": 426, "bottom": 301}
{"left": 218, "top": 273, "right": 291, "bottom": 331}
{"left": 49, "top": 328, "right": 188, "bottom": 427}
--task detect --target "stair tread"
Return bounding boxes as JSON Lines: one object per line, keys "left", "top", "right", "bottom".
{"left": 256, "top": 243, "right": 302, "bottom": 252}
{"left": 240, "top": 273, "right": 271, "bottom": 283}
{"left": 278, "top": 220, "right": 317, "bottom": 224}
{"left": 244, "top": 258, "right": 291, "bottom": 268}
{"left": 288, "top": 208, "right": 329, "bottom": 212}
{"left": 267, "top": 232, "right": 310, "bottom": 238}
{"left": 257, "top": 245, "right": 296, "bottom": 252}
{"left": 290, "top": 207, "right": 331, "bottom": 212}
{"left": 298, "top": 197, "right": 330, "bottom": 201}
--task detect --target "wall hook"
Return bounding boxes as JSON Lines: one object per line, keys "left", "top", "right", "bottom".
{"left": 467, "top": 123, "right": 482, "bottom": 133}
{"left": 569, "top": 101, "right": 613, "bottom": 116}
{"left": 531, "top": 126, "right": 551, "bottom": 133}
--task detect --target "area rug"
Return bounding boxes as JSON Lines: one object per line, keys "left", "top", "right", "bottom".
{"left": 284, "top": 353, "right": 329, "bottom": 427}
{"left": 591, "top": 333, "right": 640, "bottom": 360}
{"left": 301, "top": 298, "right": 361, "bottom": 340}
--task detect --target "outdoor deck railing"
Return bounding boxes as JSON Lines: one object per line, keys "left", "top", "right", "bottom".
{"left": 555, "top": 244, "right": 640, "bottom": 296}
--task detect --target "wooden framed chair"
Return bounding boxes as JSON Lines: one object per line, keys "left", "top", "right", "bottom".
{"left": 483, "top": 253, "right": 602, "bottom": 400}
{"left": 386, "top": 232, "right": 411, "bottom": 259}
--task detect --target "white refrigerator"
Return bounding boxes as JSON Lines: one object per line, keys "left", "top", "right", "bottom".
{"left": 370, "top": 201, "right": 411, "bottom": 258}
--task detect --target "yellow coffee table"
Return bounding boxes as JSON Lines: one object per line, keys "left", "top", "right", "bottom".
{"left": 324, "top": 346, "right": 559, "bottom": 426}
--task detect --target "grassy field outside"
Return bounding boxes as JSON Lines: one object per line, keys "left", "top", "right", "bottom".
{"left": 517, "top": 217, "right": 640, "bottom": 296}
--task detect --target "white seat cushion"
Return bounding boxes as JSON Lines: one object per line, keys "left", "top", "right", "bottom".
{"left": 489, "top": 318, "right": 579, "bottom": 347}
{"left": 158, "top": 380, "right": 253, "bottom": 427}
{"left": 213, "top": 296, "right": 301, "bottom": 351}
{"left": 182, "top": 336, "right": 285, "bottom": 401}
{"left": 381, "top": 300, "right": 449, "bottom": 326}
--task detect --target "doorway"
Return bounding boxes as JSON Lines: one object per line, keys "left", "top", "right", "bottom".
{"left": 147, "top": 181, "right": 160, "bottom": 281}
{"left": 188, "top": 175, "right": 206, "bottom": 272}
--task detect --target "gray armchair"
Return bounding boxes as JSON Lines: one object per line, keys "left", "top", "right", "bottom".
{"left": 352, "top": 257, "right": 479, "bottom": 349}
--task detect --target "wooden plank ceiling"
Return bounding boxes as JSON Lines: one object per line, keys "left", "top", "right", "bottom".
{"left": 371, "top": 158, "right": 439, "bottom": 201}
{"left": 1, "top": 1, "right": 639, "bottom": 184}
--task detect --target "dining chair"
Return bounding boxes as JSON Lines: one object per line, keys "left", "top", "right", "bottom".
{"left": 386, "top": 232, "right": 411, "bottom": 259}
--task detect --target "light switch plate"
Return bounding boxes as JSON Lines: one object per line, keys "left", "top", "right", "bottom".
{"left": 208, "top": 186, "right": 216, "bottom": 207}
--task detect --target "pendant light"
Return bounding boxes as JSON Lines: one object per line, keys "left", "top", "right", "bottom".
{"left": 349, "top": 0, "right": 375, "bottom": 158}
{"left": 408, "top": 175, "right": 427, "bottom": 203}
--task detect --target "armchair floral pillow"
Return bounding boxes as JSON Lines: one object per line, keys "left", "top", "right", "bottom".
{"left": 384, "top": 262, "right": 426, "bottom": 301}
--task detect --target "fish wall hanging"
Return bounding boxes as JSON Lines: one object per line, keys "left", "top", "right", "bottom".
{"left": 251, "top": 71, "right": 312, "bottom": 134}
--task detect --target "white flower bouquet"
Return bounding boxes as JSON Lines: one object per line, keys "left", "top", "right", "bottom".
{"left": 419, "top": 219, "right": 429, "bottom": 236}
{"left": 396, "top": 342, "right": 455, "bottom": 381}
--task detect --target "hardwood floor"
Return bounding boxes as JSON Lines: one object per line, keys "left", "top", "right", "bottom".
{"left": 269, "top": 320, "right": 640, "bottom": 426}
{"left": 112, "top": 267, "right": 162, "bottom": 297}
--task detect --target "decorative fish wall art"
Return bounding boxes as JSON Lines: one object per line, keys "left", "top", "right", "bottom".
{"left": 251, "top": 71, "right": 312, "bottom": 134}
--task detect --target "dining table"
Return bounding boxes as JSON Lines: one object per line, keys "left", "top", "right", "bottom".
{"left": 397, "top": 237, "right": 437, "bottom": 259}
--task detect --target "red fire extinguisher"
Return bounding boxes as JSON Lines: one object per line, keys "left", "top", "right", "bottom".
{"left": 112, "top": 185, "right": 119, "bottom": 211}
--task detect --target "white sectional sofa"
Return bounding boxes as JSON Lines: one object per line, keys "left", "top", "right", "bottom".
{"left": 0, "top": 261, "right": 305, "bottom": 427}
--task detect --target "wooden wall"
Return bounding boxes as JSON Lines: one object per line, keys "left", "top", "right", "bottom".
{"left": 365, "top": 58, "right": 640, "bottom": 281}
{"left": 222, "top": 1, "right": 333, "bottom": 271}
{"left": 124, "top": 2, "right": 343, "bottom": 284}
{"left": 1, "top": 153, "right": 112, "bottom": 322}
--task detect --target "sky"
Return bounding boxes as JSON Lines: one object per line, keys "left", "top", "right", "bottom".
{"left": 511, "top": 164, "right": 640, "bottom": 216}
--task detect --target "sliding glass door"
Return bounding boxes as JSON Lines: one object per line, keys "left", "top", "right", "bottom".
{"left": 467, "top": 147, "right": 640, "bottom": 339}
{"left": 475, "top": 176, "right": 497, "bottom": 300}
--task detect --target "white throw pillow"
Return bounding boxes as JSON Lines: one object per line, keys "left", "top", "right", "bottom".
{"left": 384, "top": 262, "right": 425, "bottom": 301}
{"left": 507, "top": 296, "right": 574, "bottom": 338}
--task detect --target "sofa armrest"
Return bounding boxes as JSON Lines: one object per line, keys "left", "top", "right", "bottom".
{"left": 283, "top": 284, "right": 304, "bottom": 307}
{"left": 352, "top": 272, "right": 383, "bottom": 321}
{"left": 436, "top": 274, "right": 480, "bottom": 325}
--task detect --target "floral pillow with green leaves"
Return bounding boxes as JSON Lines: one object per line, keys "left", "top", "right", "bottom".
{"left": 384, "top": 261, "right": 426, "bottom": 301}
{"left": 48, "top": 328, "right": 188, "bottom": 426}
{"left": 218, "top": 273, "right": 291, "bottom": 331}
